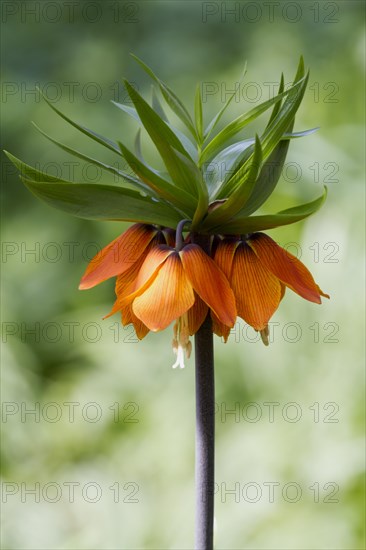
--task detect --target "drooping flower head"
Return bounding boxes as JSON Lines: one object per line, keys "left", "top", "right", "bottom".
{"left": 80, "top": 221, "right": 237, "bottom": 367}
{"left": 6, "top": 56, "right": 329, "bottom": 365}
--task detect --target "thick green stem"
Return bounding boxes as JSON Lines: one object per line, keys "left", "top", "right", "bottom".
{"left": 192, "top": 233, "right": 215, "bottom": 550}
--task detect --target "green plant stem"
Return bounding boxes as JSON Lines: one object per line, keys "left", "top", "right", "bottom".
{"left": 192, "top": 233, "right": 215, "bottom": 550}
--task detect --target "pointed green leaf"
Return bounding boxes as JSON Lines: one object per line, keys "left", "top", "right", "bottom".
{"left": 124, "top": 80, "right": 188, "bottom": 155}
{"left": 199, "top": 74, "right": 307, "bottom": 165}
{"left": 39, "top": 90, "right": 120, "bottom": 154}
{"left": 194, "top": 84, "right": 203, "bottom": 143}
{"left": 203, "top": 61, "right": 247, "bottom": 141}
{"left": 212, "top": 187, "right": 327, "bottom": 234}
{"left": 132, "top": 130, "right": 171, "bottom": 181}
{"left": 160, "top": 145, "right": 209, "bottom": 224}
{"left": 131, "top": 54, "right": 197, "bottom": 139}
{"left": 203, "top": 138, "right": 254, "bottom": 198}
{"left": 124, "top": 80, "right": 199, "bottom": 195}
{"left": 111, "top": 101, "right": 140, "bottom": 122}
{"left": 288, "top": 128, "right": 319, "bottom": 138}
{"left": 260, "top": 71, "right": 309, "bottom": 163}
{"left": 4, "top": 151, "right": 72, "bottom": 183}
{"left": 201, "top": 135, "right": 263, "bottom": 229}
{"left": 151, "top": 86, "right": 169, "bottom": 122}
{"left": 214, "top": 59, "right": 309, "bottom": 208}
{"left": 169, "top": 148, "right": 208, "bottom": 228}
{"left": 239, "top": 130, "right": 293, "bottom": 216}
{"left": 168, "top": 126, "right": 197, "bottom": 162}
{"left": 222, "top": 134, "right": 263, "bottom": 198}
{"left": 118, "top": 141, "right": 196, "bottom": 216}
{"left": 266, "top": 73, "right": 285, "bottom": 128}
{"left": 22, "top": 178, "right": 182, "bottom": 227}
{"left": 205, "top": 128, "right": 317, "bottom": 201}
{"left": 112, "top": 97, "right": 197, "bottom": 160}
{"left": 31, "top": 123, "right": 151, "bottom": 194}
{"left": 203, "top": 92, "right": 236, "bottom": 143}
{"left": 134, "top": 129, "right": 143, "bottom": 160}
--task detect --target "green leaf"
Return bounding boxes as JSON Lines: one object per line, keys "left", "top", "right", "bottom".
{"left": 199, "top": 74, "right": 307, "bottom": 165}
{"left": 4, "top": 151, "right": 72, "bottom": 183}
{"left": 124, "top": 80, "right": 188, "bottom": 155}
{"left": 169, "top": 149, "right": 208, "bottom": 228}
{"left": 124, "top": 80, "right": 199, "bottom": 196}
{"left": 238, "top": 131, "right": 293, "bottom": 216}
{"left": 118, "top": 141, "right": 196, "bottom": 216}
{"left": 131, "top": 54, "right": 197, "bottom": 139}
{"left": 151, "top": 86, "right": 169, "bottom": 122}
{"left": 201, "top": 135, "right": 263, "bottom": 229}
{"left": 22, "top": 178, "right": 183, "bottom": 227}
{"left": 203, "top": 93, "right": 236, "bottom": 143}
{"left": 213, "top": 59, "right": 309, "bottom": 208}
{"left": 132, "top": 129, "right": 172, "bottom": 181}
{"left": 168, "top": 127, "right": 197, "bottom": 162}
{"left": 260, "top": 69, "right": 309, "bottom": 163}
{"left": 31, "top": 122, "right": 151, "bottom": 194}
{"left": 194, "top": 84, "right": 203, "bottom": 143}
{"left": 211, "top": 187, "right": 327, "bottom": 234}
{"left": 111, "top": 100, "right": 140, "bottom": 122}
{"left": 266, "top": 73, "right": 285, "bottom": 128}
{"left": 134, "top": 129, "right": 143, "bottom": 160}
{"left": 112, "top": 97, "right": 197, "bottom": 160}
{"left": 205, "top": 129, "right": 317, "bottom": 201}
{"left": 203, "top": 138, "right": 254, "bottom": 198}
{"left": 222, "top": 134, "right": 263, "bottom": 199}
{"left": 203, "top": 61, "right": 247, "bottom": 141}
{"left": 39, "top": 89, "right": 120, "bottom": 154}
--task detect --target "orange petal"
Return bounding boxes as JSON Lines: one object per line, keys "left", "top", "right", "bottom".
{"left": 180, "top": 244, "right": 237, "bottom": 327}
{"left": 121, "top": 306, "right": 150, "bottom": 340}
{"left": 132, "top": 253, "right": 195, "bottom": 331}
{"left": 103, "top": 298, "right": 121, "bottom": 319}
{"left": 211, "top": 312, "right": 231, "bottom": 343}
{"left": 280, "top": 282, "right": 286, "bottom": 301}
{"left": 103, "top": 254, "right": 149, "bottom": 319}
{"left": 104, "top": 302, "right": 149, "bottom": 339}
{"left": 131, "top": 315, "right": 150, "bottom": 339}
{"left": 120, "top": 304, "right": 133, "bottom": 326}
{"left": 231, "top": 243, "right": 282, "bottom": 331}
{"left": 79, "top": 224, "right": 157, "bottom": 290}
{"left": 248, "top": 233, "right": 329, "bottom": 303}
{"left": 115, "top": 255, "right": 147, "bottom": 300}
{"left": 187, "top": 294, "right": 208, "bottom": 335}
{"left": 120, "top": 245, "right": 174, "bottom": 306}
{"left": 260, "top": 326, "right": 270, "bottom": 346}
{"left": 214, "top": 238, "right": 240, "bottom": 278}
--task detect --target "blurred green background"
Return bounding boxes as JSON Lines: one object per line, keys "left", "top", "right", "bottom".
{"left": 1, "top": 1, "right": 365, "bottom": 549}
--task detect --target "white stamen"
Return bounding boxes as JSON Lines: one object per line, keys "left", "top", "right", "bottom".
{"left": 172, "top": 345, "right": 185, "bottom": 369}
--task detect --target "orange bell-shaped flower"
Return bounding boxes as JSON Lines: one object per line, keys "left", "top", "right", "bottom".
{"left": 214, "top": 233, "right": 329, "bottom": 344}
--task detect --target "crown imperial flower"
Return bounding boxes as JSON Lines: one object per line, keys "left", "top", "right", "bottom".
{"left": 6, "top": 55, "right": 329, "bottom": 361}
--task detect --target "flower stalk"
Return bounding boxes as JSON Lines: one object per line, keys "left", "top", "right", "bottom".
{"left": 192, "top": 233, "right": 215, "bottom": 549}
{"left": 194, "top": 309, "right": 215, "bottom": 549}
